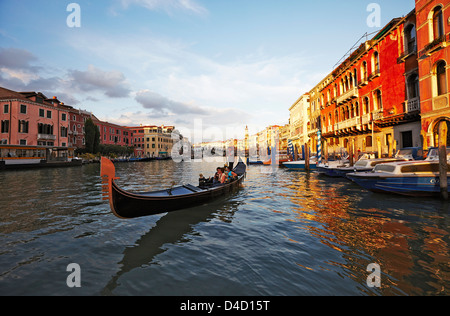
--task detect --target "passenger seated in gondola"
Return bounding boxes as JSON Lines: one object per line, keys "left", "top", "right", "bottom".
{"left": 218, "top": 167, "right": 227, "bottom": 184}
{"left": 199, "top": 174, "right": 208, "bottom": 187}
{"left": 224, "top": 166, "right": 237, "bottom": 183}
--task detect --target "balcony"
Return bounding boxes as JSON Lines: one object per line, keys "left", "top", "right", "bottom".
{"left": 372, "top": 109, "right": 383, "bottom": 121}
{"left": 398, "top": 44, "right": 417, "bottom": 63}
{"left": 418, "top": 34, "right": 449, "bottom": 59}
{"left": 361, "top": 113, "right": 371, "bottom": 125}
{"left": 406, "top": 98, "right": 420, "bottom": 113}
{"left": 334, "top": 117, "right": 360, "bottom": 132}
{"left": 38, "top": 134, "right": 56, "bottom": 141}
{"left": 336, "top": 87, "right": 359, "bottom": 105}
{"left": 368, "top": 69, "right": 380, "bottom": 81}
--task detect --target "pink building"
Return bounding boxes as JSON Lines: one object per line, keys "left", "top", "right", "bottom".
{"left": 0, "top": 87, "right": 70, "bottom": 147}
{"left": 94, "top": 118, "right": 131, "bottom": 147}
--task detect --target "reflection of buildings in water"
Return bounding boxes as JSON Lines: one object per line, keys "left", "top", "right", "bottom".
{"left": 284, "top": 172, "right": 450, "bottom": 295}
{"left": 101, "top": 201, "right": 241, "bottom": 295}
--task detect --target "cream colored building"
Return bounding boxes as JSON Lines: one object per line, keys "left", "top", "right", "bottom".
{"left": 289, "top": 93, "right": 310, "bottom": 155}
{"left": 143, "top": 125, "right": 175, "bottom": 158}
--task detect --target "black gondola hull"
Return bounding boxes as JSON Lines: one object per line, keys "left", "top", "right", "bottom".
{"left": 101, "top": 156, "right": 246, "bottom": 219}
{"left": 110, "top": 176, "right": 245, "bottom": 219}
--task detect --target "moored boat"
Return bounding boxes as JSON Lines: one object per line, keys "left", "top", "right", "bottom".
{"left": 0, "top": 145, "right": 82, "bottom": 170}
{"left": 319, "top": 147, "right": 423, "bottom": 178}
{"left": 346, "top": 147, "right": 450, "bottom": 197}
{"left": 248, "top": 155, "right": 264, "bottom": 165}
{"left": 101, "top": 157, "right": 247, "bottom": 219}
{"left": 282, "top": 157, "right": 318, "bottom": 170}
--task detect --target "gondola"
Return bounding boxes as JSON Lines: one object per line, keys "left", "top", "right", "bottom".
{"left": 100, "top": 157, "right": 247, "bottom": 219}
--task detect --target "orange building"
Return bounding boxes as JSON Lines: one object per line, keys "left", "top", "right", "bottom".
{"left": 316, "top": 11, "right": 422, "bottom": 158}
{"left": 416, "top": 0, "right": 450, "bottom": 147}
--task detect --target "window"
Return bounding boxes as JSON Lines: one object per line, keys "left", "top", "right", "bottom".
{"left": 62, "top": 113, "right": 67, "bottom": 121}
{"left": 3, "top": 104, "right": 8, "bottom": 114}
{"left": 38, "top": 123, "right": 53, "bottom": 135}
{"left": 405, "top": 24, "right": 416, "bottom": 54}
{"left": 401, "top": 131, "right": 413, "bottom": 148}
{"left": 374, "top": 90, "right": 383, "bottom": 110}
{"left": 361, "top": 61, "right": 368, "bottom": 82}
{"left": 1, "top": 120, "right": 9, "bottom": 133}
{"left": 19, "top": 139, "right": 27, "bottom": 145}
{"left": 61, "top": 127, "right": 68, "bottom": 137}
{"left": 39, "top": 109, "right": 45, "bottom": 117}
{"left": 407, "top": 73, "right": 419, "bottom": 99}
{"left": 18, "top": 120, "right": 29, "bottom": 133}
{"left": 47, "top": 111, "right": 52, "bottom": 119}
{"left": 432, "top": 6, "right": 444, "bottom": 40}
{"left": 372, "top": 52, "right": 380, "bottom": 74}
{"left": 363, "top": 97, "right": 370, "bottom": 114}
{"left": 20, "top": 104, "right": 27, "bottom": 114}
{"left": 366, "top": 136, "right": 373, "bottom": 147}
{"left": 436, "top": 60, "right": 447, "bottom": 96}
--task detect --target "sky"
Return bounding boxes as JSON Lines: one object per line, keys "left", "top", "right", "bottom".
{"left": 0, "top": 0, "right": 415, "bottom": 141}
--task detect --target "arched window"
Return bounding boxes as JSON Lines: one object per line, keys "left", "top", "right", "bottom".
{"left": 432, "top": 6, "right": 444, "bottom": 40}
{"left": 363, "top": 97, "right": 370, "bottom": 114}
{"left": 407, "top": 73, "right": 419, "bottom": 99}
{"left": 361, "top": 61, "right": 368, "bottom": 81}
{"left": 372, "top": 51, "right": 380, "bottom": 74}
{"left": 405, "top": 24, "right": 416, "bottom": 54}
{"left": 374, "top": 90, "right": 382, "bottom": 110}
{"left": 436, "top": 60, "right": 447, "bottom": 96}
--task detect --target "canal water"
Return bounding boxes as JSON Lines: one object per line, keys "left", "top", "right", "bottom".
{"left": 0, "top": 159, "right": 449, "bottom": 296}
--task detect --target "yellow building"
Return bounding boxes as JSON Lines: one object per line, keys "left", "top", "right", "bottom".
{"left": 143, "top": 125, "right": 175, "bottom": 158}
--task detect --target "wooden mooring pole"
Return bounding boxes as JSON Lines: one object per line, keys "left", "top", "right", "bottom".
{"left": 305, "top": 142, "right": 310, "bottom": 171}
{"left": 438, "top": 122, "right": 448, "bottom": 200}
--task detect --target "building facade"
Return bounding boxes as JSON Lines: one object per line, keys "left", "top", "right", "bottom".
{"left": 127, "top": 125, "right": 175, "bottom": 158}
{"left": 292, "top": 12, "right": 423, "bottom": 160}
{"left": 289, "top": 93, "right": 310, "bottom": 157}
{"left": 0, "top": 87, "right": 70, "bottom": 147}
{"left": 416, "top": 0, "right": 450, "bottom": 147}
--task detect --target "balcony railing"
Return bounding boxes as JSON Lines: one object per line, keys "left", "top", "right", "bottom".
{"left": 407, "top": 98, "right": 420, "bottom": 112}
{"left": 418, "top": 34, "right": 449, "bottom": 59}
{"left": 334, "top": 117, "right": 360, "bottom": 131}
{"left": 398, "top": 44, "right": 417, "bottom": 63}
{"left": 336, "top": 87, "right": 359, "bottom": 105}
{"left": 361, "top": 113, "right": 371, "bottom": 125}
{"left": 38, "top": 134, "right": 56, "bottom": 141}
{"left": 372, "top": 109, "right": 383, "bottom": 121}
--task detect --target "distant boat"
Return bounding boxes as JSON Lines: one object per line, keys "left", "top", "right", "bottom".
{"left": 101, "top": 157, "right": 247, "bottom": 219}
{"left": 0, "top": 145, "right": 82, "bottom": 170}
{"left": 282, "top": 156, "right": 318, "bottom": 170}
{"left": 263, "top": 151, "right": 290, "bottom": 165}
{"left": 347, "top": 147, "right": 450, "bottom": 197}
{"left": 248, "top": 155, "right": 264, "bottom": 165}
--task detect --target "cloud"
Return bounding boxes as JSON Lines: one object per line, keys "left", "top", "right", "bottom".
{"left": 0, "top": 47, "right": 41, "bottom": 72}
{"left": 68, "top": 65, "right": 131, "bottom": 98}
{"left": 135, "top": 89, "right": 208, "bottom": 115}
{"left": 0, "top": 48, "right": 131, "bottom": 105}
{"left": 118, "top": 0, "right": 208, "bottom": 15}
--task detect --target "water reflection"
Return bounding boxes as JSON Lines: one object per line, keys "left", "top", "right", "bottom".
{"left": 101, "top": 199, "right": 241, "bottom": 295}
{"left": 0, "top": 160, "right": 449, "bottom": 295}
{"left": 281, "top": 170, "right": 449, "bottom": 295}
